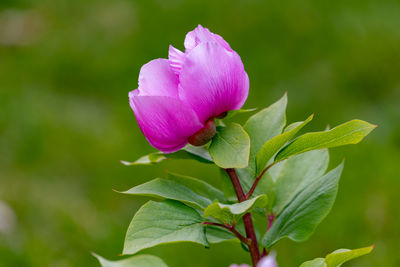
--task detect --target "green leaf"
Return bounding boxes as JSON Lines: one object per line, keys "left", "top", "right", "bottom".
{"left": 93, "top": 253, "right": 168, "bottom": 267}
{"left": 299, "top": 245, "right": 374, "bottom": 267}
{"left": 299, "top": 258, "right": 325, "bottom": 267}
{"left": 256, "top": 114, "right": 313, "bottom": 176}
{"left": 123, "top": 200, "right": 208, "bottom": 255}
{"left": 204, "top": 195, "right": 268, "bottom": 223}
{"left": 121, "top": 178, "right": 213, "bottom": 210}
{"left": 262, "top": 163, "right": 344, "bottom": 248}
{"left": 121, "top": 146, "right": 213, "bottom": 166}
{"left": 325, "top": 245, "right": 374, "bottom": 267}
{"left": 166, "top": 172, "right": 226, "bottom": 203}
{"left": 244, "top": 93, "right": 287, "bottom": 175}
{"left": 209, "top": 123, "right": 250, "bottom": 168}
{"left": 224, "top": 108, "right": 257, "bottom": 119}
{"left": 204, "top": 225, "right": 237, "bottom": 244}
{"left": 275, "top": 119, "right": 376, "bottom": 162}
{"left": 271, "top": 149, "right": 329, "bottom": 213}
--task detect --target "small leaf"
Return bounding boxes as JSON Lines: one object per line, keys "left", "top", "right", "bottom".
{"left": 121, "top": 146, "right": 213, "bottom": 166}
{"left": 325, "top": 245, "right": 374, "bottom": 267}
{"left": 256, "top": 114, "right": 313, "bottom": 175}
{"left": 209, "top": 123, "right": 250, "bottom": 168}
{"left": 121, "top": 178, "right": 213, "bottom": 210}
{"left": 299, "top": 258, "right": 325, "bottom": 267}
{"left": 204, "top": 195, "right": 268, "bottom": 223}
{"left": 244, "top": 93, "right": 287, "bottom": 175}
{"left": 123, "top": 200, "right": 208, "bottom": 255}
{"left": 275, "top": 119, "right": 376, "bottom": 162}
{"left": 299, "top": 245, "right": 374, "bottom": 267}
{"left": 224, "top": 108, "right": 257, "bottom": 119}
{"left": 92, "top": 253, "right": 168, "bottom": 267}
{"left": 262, "top": 163, "right": 343, "bottom": 248}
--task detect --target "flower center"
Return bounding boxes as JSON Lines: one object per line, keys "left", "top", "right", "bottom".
{"left": 188, "top": 119, "right": 216, "bottom": 146}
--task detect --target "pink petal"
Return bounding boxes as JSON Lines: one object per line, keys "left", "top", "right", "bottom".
{"left": 168, "top": 45, "right": 186, "bottom": 75}
{"left": 184, "top": 25, "right": 232, "bottom": 52}
{"left": 137, "top": 59, "right": 179, "bottom": 98}
{"left": 129, "top": 90, "right": 203, "bottom": 153}
{"left": 179, "top": 42, "right": 249, "bottom": 123}
{"left": 257, "top": 253, "right": 278, "bottom": 267}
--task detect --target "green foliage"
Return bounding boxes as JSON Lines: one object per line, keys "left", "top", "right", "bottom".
{"left": 123, "top": 200, "right": 208, "bottom": 255}
{"left": 121, "top": 178, "right": 214, "bottom": 210}
{"left": 299, "top": 245, "right": 374, "bottom": 267}
{"left": 244, "top": 93, "right": 287, "bottom": 175}
{"left": 271, "top": 149, "right": 329, "bottom": 213}
{"left": 121, "top": 146, "right": 212, "bottom": 166}
{"left": 209, "top": 123, "right": 250, "bottom": 168}
{"left": 93, "top": 253, "right": 168, "bottom": 267}
{"left": 262, "top": 163, "right": 343, "bottom": 248}
{"left": 275, "top": 120, "right": 376, "bottom": 162}
{"left": 204, "top": 195, "right": 268, "bottom": 224}
{"left": 256, "top": 114, "right": 313, "bottom": 175}
{"left": 224, "top": 108, "right": 258, "bottom": 120}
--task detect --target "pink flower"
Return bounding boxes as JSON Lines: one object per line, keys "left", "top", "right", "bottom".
{"left": 230, "top": 252, "right": 278, "bottom": 267}
{"left": 129, "top": 25, "right": 249, "bottom": 153}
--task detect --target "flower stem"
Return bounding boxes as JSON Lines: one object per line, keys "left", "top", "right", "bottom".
{"left": 225, "top": 168, "right": 261, "bottom": 267}
{"left": 246, "top": 162, "right": 276, "bottom": 200}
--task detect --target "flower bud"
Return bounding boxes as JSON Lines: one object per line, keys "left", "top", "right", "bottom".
{"left": 188, "top": 119, "right": 216, "bottom": 146}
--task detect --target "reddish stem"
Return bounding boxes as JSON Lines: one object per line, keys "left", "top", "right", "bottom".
{"left": 246, "top": 162, "right": 276, "bottom": 199}
{"left": 225, "top": 168, "right": 261, "bottom": 266}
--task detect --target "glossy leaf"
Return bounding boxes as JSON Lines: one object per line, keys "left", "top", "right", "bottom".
{"left": 263, "top": 163, "right": 343, "bottom": 248}
{"left": 121, "top": 145, "right": 212, "bottom": 166}
{"left": 244, "top": 93, "right": 287, "bottom": 175}
{"left": 299, "top": 245, "right": 374, "bottom": 267}
{"left": 256, "top": 114, "right": 313, "bottom": 176}
{"left": 275, "top": 119, "right": 376, "bottom": 162}
{"left": 166, "top": 172, "right": 225, "bottom": 202}
{"left": 209, "top": 123, "right": 250, "bottom": 168}
{"left": 224, "top": 108, "right": 257, "bottom": 119}
{"left": 271, "top": 149, "right": 329, "bottom": 213}
{"left": 93, "top": 253, "right": 168, "bottom": 267}
{"left": 123, "top": 200, "right": 208, "bottom": 255}
{"left": 121, "top": 178, "right": 213, "bottom": 210}
{"left": 204, "top": 194, "right": 268, "bottom": 223}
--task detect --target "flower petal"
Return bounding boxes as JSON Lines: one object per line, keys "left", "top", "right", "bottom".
{"left": 179, "top": 42, "right": 249, "bottom": 123}
{"left": 184, "top": 25, "right": 232, "bottom": 52}
{"left": 168, "top": 45, "right": 186, "bottom": 75}
{"left": 129, "top": 90, "right": 203, "bottom": 153}
{"left": 137, "top": 59, "right": 178, "bottom": 98}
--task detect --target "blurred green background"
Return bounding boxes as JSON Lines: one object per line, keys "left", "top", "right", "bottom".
{"left": 1, "top": 0, "right": 399, "bottom": 266}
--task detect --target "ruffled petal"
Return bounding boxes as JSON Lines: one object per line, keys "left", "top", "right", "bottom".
{"left": 168, "top": 45, "right": 186, "bottom": 75}
{"left": 137, "top": 59, "right": 178, "bottom": 98}
{"left": 184, "top": 25, "right": 232, "bottom": 52}
{"left": 129, "top": 90, "right": 203, "bottom": 153}
{"left": 179, "top": 42, "right": 249, "bottom": 123}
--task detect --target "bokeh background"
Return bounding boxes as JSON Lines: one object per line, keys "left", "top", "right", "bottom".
{"left": 1, "top": 0, "right": 399, "bottom": 266}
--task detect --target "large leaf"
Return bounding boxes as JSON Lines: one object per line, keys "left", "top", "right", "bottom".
{"left": 205, "top": 225, "right": 237, "bottom": 244}
{"left": 121, "top": 146, "right": 212, "bottom": 166}
{"left": 256, "top": 114, "right": 313, "bottom": 176}
{"left": 121, "top": 178, "right": 213, "bottom": 210}
{"left": 244, "top": 93, "right": 287, "bottom": 175}
{"left": 93, "top": 253, "right": 168, "bottom": 267}
{"left": 209, "top": 123, "right": 250, "bottom": 168}
{"left": 275, "top": 120, "right": 376, "bottom": 162}
{"left": 123, "top": 200, "right": 208, "bottom": 255}
{"left": 270, "top": 149, "right": 329, "bottom": 213}
{"left": 262, "top": 163, "right": 344, "bottom": 248}
{"left": 299, "top": 245, "right": 374, "bottom": 267}
{"left": 204, "top": 194, "right": 268, "bottom": 223}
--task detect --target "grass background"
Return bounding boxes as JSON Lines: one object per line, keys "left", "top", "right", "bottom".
{"left": 1, "top": 0, "right": 399, "bottom": 266}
